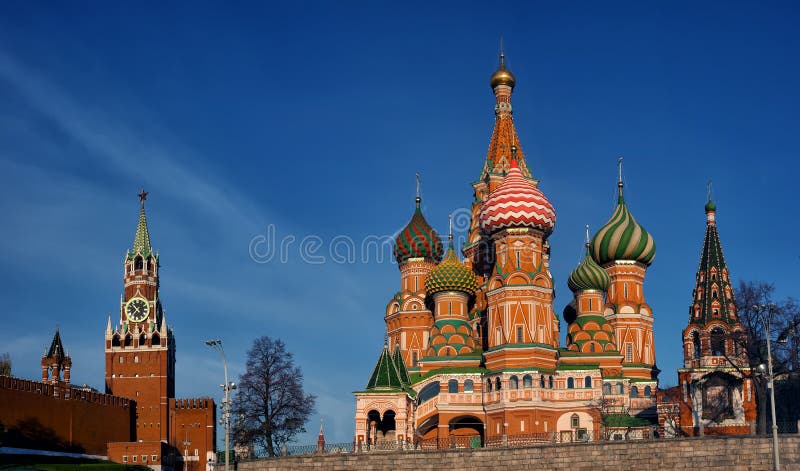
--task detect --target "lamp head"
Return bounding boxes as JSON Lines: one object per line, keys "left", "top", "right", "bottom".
{"left": 757, "top": 364, "right": 767, "bottom": 373}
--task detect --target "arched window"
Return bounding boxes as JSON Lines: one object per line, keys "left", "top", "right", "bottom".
{"left": 134, "top": 256, "right": 143, "bottom": 271}
{"left": 630, "top": 386, "right": 639, "bottom": 398}
{"left": 523, "top": 374, "right": 533, "bottom": 388}
{"left": 571, "top": 413, "right": 580, "bottom": 428}
{"left": 644, "top": 386, "right": 652, "bottom": 397}
{"left": 548, "top": 376, "right": 554, "bottom": 389}
{"left": 495, "top": 377, "right": 501, "bottom": 391}
{"left": 124, "top": 334, "right": 133, "bottom": 347}
{"left": 711, "top": 328, "right": 726, "bottom": 356}
{"left": 693, "top": 331, "right": 701, "bottom": 359}
{"left": 412, "top": 352, "right": 418, "bottom": 366}
{"left": 567, "top": 377, "right": 574, "bottom": 389}
{"left": 509, "top": 376, "right": 519, "bottom": 389}
{"left": 487, "top": 378, "right": 492, "bottom": 392}
{"left": 464, "top": 379, "right": 474, "bottom": 393}
{"left": 112, "top": 335, "right": 121, "bottom": 347}
{"left": 448, "top": 379, "right": 459, "bottom": 393}
{"left": 139, "top": 333, "right": 146, "bottom": 346}
{"left": 151, "top": 333, "right": 160, "bottom": 346}
{"left": 615, "top": 382, "right": 624, "bottom": 395}
{"left": 418, "top": 382, "right": 441, "bottom": 404}
{"left": 603, "top": 382, "right": 612, "bottom": 395}
{"left": 539, "top": 375, "right": 545, "bottom": 388}
{"left": 584, "top": 376, "right": 592, "bottom": 388}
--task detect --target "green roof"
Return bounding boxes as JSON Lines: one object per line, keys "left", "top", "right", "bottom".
{"left": 365, "top": 343, "right": 410, "bottom": 390}
{"left": 130, "top": 202, "right": 153, "bottom": 258}
{"left": 689, "top": 198, "right": 738, "bottom": 327}
{"left": 409, "top": 366, "right": 487, "bottom": 384}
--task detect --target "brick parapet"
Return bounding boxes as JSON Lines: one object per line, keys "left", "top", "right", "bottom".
{"left": 0, "top": 375, "right": 131, "bottom": 408}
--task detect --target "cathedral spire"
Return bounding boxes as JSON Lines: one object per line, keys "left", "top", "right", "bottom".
{"left": 690, "top": 196, "right": 736, "bottom": 326}
{"left": 481, "top": 50, "right": 531, "bottom": 182}
{"left": 131, "top": 189, "right": 153, "bottom": 257}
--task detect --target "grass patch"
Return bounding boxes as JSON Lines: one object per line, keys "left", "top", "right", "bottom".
{"left": 0, "top": 454, "right": 149, "bottom": 470}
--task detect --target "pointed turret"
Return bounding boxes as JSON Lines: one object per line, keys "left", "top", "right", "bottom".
{"left": 688, "top": 196, "right": 738, "bottom": 326}
{"left": 42, "top": 328, "right": 71, "bottom": 387}
{"left": 391, "top": 344, "right": 410, "bottom": 385}
{"left": 46, "top": 328, "right": 65, "bottom": 359}
{"left": 106, "top": 315, "right": 113, "bottom": 335}
{"left": 130, "top": 189, "right": 153, "bottom": 258}
{"left": 365, "top": 342, "right": 407, "bottom": 391}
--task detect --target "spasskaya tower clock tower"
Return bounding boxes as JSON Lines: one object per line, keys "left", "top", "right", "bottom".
{"left": 105, "top": 190, "right": 175, "bottom": 442}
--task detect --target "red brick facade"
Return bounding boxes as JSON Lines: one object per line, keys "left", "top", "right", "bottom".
{"left": 0, "top": 376, "right": 133, "bottom": 455}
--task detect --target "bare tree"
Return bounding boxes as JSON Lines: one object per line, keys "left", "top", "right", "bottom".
{"left": 232, "top": 336, "right": 316, "bottom": 457}
{"left": 733, "top": 281, "right": 800, "bottom": 434}
{"left": 0, "top": 353, "right": 10, "bottom": 376}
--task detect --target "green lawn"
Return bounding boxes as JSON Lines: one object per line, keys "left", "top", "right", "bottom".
{"left": 0, "top": 454, "right": 150, "bottom": 471}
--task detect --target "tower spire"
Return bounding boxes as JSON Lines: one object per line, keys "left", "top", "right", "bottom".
{"left": 415, "top": 173, "right": 421, "bottom": 208}
{"left": 448, "top": 214, "right": 453, "bottom": 245}
{"left": 132, "top": 189, "right": 153, "bottom": 257}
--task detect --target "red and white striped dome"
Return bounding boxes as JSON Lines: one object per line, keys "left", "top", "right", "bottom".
{"left": 479, "top": 160, "right": 556, "bottom": 234}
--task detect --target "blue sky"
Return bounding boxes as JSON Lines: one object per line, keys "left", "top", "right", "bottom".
{"left": 1, "top": 1, "right": 798, "bottom": 445}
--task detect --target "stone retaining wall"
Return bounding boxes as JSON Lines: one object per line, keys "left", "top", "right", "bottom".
{"left": 239, "top": 435, "right": 800, "bottom": 470}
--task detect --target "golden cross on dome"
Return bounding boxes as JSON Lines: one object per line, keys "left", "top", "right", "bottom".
{"left": 138, "top": 189, "right": 148, "bottom": 203}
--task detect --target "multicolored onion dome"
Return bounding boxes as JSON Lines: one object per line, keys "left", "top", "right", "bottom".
{"left": 425, "top": 244, "right": 479, "bottom": 296}
{"left": 426, "top": 319, "right": 477, "bottom": 357}
{"left": 490, "top": 52, "right": 516, "bottom": 89}
{"left": 568, "top": 246, "right": 611, "bottom": 292}
{"left": 393, "top": 198, "right": 444, "bottom": 264}
{"left": 590, "top": 194, "right": 655, "bottom": 266}
{"left": 479, "top": 160, "right": 556, "bottom": 234}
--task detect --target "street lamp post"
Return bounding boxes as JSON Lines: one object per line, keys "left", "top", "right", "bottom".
{"left": 755, "top": 304, "right": 780, "bottom": 471}
{"left": 205, "top": 340, "right": 236, "bottom": 471}
{"left": 182, "top": 434, "right": 192, "bottom": 471}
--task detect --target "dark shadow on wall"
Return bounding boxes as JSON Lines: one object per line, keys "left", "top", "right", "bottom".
{"left": 0, "top": 417, "right": 85, "bottom": 453}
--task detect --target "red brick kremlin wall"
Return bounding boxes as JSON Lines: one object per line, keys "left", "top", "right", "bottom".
{"left": 0, "top": 375, "right": 134, "bottom": 455}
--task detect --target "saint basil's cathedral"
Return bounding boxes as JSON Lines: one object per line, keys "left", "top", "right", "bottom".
{"left": 353, "top": 53, "right": 754, "bottom": 445}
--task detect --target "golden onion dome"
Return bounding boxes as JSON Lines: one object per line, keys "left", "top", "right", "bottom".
{"left": 490, "top": 53, "right": 516, "bottom": 89}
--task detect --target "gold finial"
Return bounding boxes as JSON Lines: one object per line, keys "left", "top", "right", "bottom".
{"left": 585, "top": 224, "right": 590, "bottom": 247}
{"left": 490, "top": 47, "right": 516, "bottom": 90}
{"left": 617, "top": 157, "right": 624, "bottom": 198}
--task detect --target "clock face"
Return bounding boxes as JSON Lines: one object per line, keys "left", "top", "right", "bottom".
{"left": 125, "top": 297, "right": 149, "bottom": 323}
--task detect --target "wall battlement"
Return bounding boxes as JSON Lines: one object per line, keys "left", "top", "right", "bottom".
{"left": 0, "top": 375, "right": 131, "bottom": 408}
{"left": 171, "top": 397, "right": 214, "bottom": 410}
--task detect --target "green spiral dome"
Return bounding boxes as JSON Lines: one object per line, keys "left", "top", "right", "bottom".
{"left": 425, "top": 244, "right": 479, "bottom": 296}
{"left": 568, "top": 246, "right": 611, "bottom": 292}
{"left": 393, "top": 199, "right": 444, "bottom": 264}
{"left": 590, "top": 194, "right": 656, "bottom": 266}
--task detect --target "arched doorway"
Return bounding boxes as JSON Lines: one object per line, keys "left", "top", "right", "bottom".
{"left": 449, "top": 415, "right": 484, "bottom": 448}
{"left": 366, "top": 409, "right": 397, "bottom": 446}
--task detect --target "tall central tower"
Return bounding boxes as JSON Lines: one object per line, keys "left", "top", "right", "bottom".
{"left": 105, "top": 191, "right": 175, "bottom": 442}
